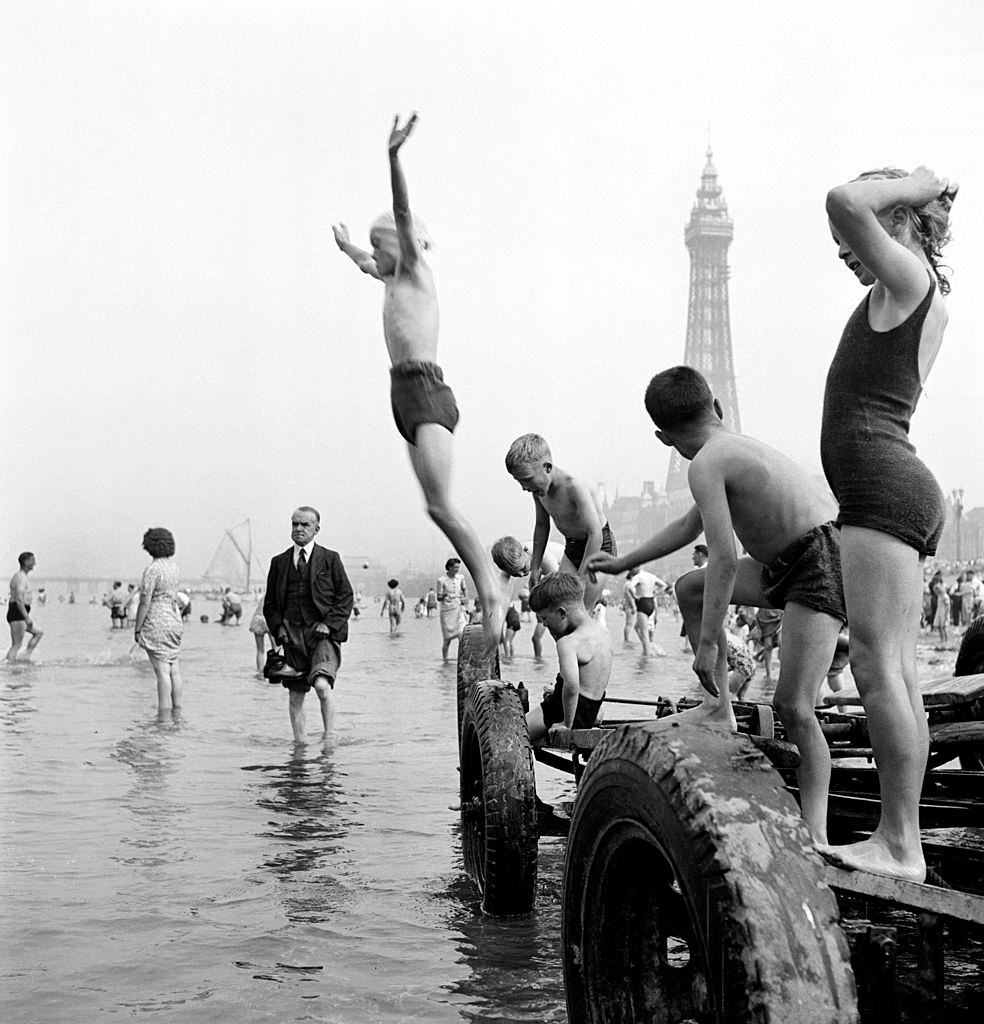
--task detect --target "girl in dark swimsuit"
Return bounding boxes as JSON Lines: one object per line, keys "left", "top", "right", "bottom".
{"left": 819, "top": 165, "right": 957, "bottom": 882}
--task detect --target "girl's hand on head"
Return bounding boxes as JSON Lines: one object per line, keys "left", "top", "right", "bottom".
{"left": 908, "top": 165, "right": 955, "bottom": 205}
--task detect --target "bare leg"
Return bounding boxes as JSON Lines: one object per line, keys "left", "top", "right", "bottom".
{"left": 6, "top": 622, "right": 26, "bottom": 662}
{"left": 408, "top": 425, "right": 505, "bottom": 649}
{"left": 532, "top": 621, "right": 545, "bottom": 659}
{"left": 288, "top": 689, "right": 307, "bottom": 742}
{"left": 525, "top": 704, "right": 548, "bottom": 746}
{"left": 816, "top": 527, "right": 926, "bottom": 882}
{"left": 771, "top": 603, "right": 842, "bottom": 844}
{"left": 622, "top": 609, "right": 633, "bottom": 643}
{"left": 254, "top": 633, "right": 266, "bottom": 674}
{"left": 673, "top": 559, "right": 770, "bottom": 732}
{"left": 634, "top": 610, "right": 652, "bottom": 656}
{"left": 149, "top": 654, "right": 173, "bottom": 709}
{"left": 312, "top": 676, "right": 336, "bottom": 738}
{"left": 169, "top": 660, "right": 183, "bottom": 709}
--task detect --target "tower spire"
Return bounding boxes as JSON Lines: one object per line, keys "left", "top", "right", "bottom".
{"left": 664, "top": 150, "right": 742, "bottom": 515}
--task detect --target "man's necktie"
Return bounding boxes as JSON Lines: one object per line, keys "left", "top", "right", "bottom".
{"left": 297, "top": 549, "right": 307, "bottom": 572}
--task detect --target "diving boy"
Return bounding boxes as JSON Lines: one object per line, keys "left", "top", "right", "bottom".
{"left": 505, "top": 433, "right": 616, "bottom": 609}
{"left": 586, "top": 366, "right": 846, "bottom": 845}
{"left": 333, "top": 113, "right": 503, "bottom": 648}
{"left": 524, "top": 573, "right": 612, "bottom": 745}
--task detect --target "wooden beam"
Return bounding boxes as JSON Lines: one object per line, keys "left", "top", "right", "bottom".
{"left": 823, "top": 864, "right": 984, "bottom": 925}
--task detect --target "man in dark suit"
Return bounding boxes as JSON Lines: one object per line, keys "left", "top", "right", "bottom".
{"left": 264, "top": 506, "right": 354, "bottom": 742}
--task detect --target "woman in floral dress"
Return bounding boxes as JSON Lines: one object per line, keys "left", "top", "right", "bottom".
{"left": 134, "top": 527, "right": 184, "bottom": 709}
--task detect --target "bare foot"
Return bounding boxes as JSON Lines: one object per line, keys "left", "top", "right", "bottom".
{"left": 671, "top": 697, "right": 738, "bottom": 733}
{"left": 815, "top": 837, "right": 926, "bottom": 883}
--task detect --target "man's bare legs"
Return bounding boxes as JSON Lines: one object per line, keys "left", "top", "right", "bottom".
{"left": 6, "top": 622, "right": 43, "bottom": 663}
{"left": 290, "top": 679, "right": 336, "bottom": 744}
{"left": 634, "top": 609, "right": 652, "bottom": 656}
{"left": 817, "top": 527, "right": 927, "bottom": 881}
{"left": 771, "top": 602, "right": 841, "bottom": 844}
{"left": 408, "top": 424, "right": 505, "bottom": 648}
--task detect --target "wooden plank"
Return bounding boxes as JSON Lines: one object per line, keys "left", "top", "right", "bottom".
{"left": 928, "top": 719, "right": 984, "bottom": 751}
{"left": 823, "top": 864, "right": 984, "bottom": 924}
{"left": 544, "top": 727, "right": 605, "bottom": 751}
{"left": 823, "top": 672, "right": 984, "bottom": 709}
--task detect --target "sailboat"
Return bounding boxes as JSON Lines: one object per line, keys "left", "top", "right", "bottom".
{"left": 203, "top": 519, "right": 265, "bottom": 594}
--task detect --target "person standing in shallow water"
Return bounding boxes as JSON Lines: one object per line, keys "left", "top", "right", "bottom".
{"left": 134, "top": 529, "right": 184, "bottom": 709}
{"left": 436, "top": 558, "right": 467, "bottom": 661}
{"left": 818, "top": 165, "right": 957, "bottom": 882}
{"left": 6, "top": 552, "right": 44, "bottom": 662}
{"left": 263, "top": 507, "right": 354, "bottom": 744}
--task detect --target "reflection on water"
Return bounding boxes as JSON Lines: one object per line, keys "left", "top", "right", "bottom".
{"left": 110, "top": 710, "right": 189, "bottom": 868}
{"left": 0, "top": 678, "right": 37, "bottom": 734}
{"left": 244, "top": 749, "right": 352, "bottom": 924}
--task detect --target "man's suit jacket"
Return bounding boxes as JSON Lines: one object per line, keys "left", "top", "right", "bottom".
{"left": 263, "top": 543, "right": 354, "bottom": 643}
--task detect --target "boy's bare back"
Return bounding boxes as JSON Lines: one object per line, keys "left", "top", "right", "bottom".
{"left": 690, "top": 433, "right": 838, "bottom": 565}
{"left": 559, "top": 617, "right": 612, "bottom": 702}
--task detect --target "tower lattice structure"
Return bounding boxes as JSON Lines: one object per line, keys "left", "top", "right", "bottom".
{"left": 664, "top": 148, "right": 741, "bottom": 518}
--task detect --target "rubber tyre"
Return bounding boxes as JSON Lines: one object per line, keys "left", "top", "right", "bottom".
{"left": 954, "top": 614, "right": 984, "bottom": 676}
{"left": 563, "top": 717, "right": 858, "bottom": 1024}
{"left": 456, "top": 623, "right": 500, "bottom": 742}
{"left": 459, "top": 681, "right": 538, "bottom": 915}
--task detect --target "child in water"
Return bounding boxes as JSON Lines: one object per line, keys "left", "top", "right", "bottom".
{"left": 505, "top": 433, "right": 616, "bottom": 610}
{"left": 333, "top": 113, "right": 504, "bottom": 650}
{"left": 819, "top": 165, "right": 957, "bottom": 881}
{"left": 524, "top": 573, "right": 612, "bottom": 746}
{"left": 380, "top": 579, "right": 405, "bottom": 636}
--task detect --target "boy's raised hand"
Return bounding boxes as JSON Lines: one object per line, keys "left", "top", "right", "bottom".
{"left": 388, "top": 112, "right": 418, "bottom": 154}
{"left": 332, "top": 222, "right": 350, "bottom": 249}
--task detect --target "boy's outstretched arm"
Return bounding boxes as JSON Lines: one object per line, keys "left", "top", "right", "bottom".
{"left": 332, "top": 223, "right": 383, "bottom": 280}
{"left": 689, "top": 460, "right": 738, "bottom": 697}
{"left": 586, "top": 504, "right": 703, "bottom": 577}
{"left": 529, "top": 497, "right": 550, "bottom": 586}
{"left": 388, "top": 112, "right": 423, "bottom": 265}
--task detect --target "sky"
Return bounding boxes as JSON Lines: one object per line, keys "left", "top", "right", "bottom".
{"left": 2, "top": 0, "right": 982, "bottom": 580}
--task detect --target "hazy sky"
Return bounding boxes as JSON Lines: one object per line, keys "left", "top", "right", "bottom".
{"left": 2, "top": 0, "right": 982, "bottom": 580}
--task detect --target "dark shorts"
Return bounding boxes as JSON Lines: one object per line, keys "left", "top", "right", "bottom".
{"left": 111, "top": 606, "right": 126, "bottom": 620}
{"left": 6, "top": 602, "right": 30, "bottom": 623}
{"left": 760, "top": 522, "right": 847, "bottom": 625}
{"left": 540, "top": 673, "right": 605, "bottom": 730}
{"left": 390, "top": 360, "right": 460, "bottom": 446}
{"left": 564, "top": 523, "right": 616, "bottom": 570}
{"left": 635, "top": 596, "right": 655, "bottom": 616}
{"left": 505, "top": 606, "right": 521, "bottom": 632}
{"left": 282, "top": 621, "right": 342, "bottom": 693}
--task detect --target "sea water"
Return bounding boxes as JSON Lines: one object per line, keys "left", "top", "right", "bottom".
{"left": 1, "top": 598, "right": 711, "bottom": 1023}
{"left": 0, "top": 597, "right": 962, "bottom": 1022}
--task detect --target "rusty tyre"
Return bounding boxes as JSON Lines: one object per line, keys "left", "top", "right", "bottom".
{"left": 459, "top": 680, "right": 537, "bottom": 915}
{"left": 456, "top": 624, "right": 500, "bottom": 743}
{"left": 563, "top": 717, "right": 857, "bottom": 1023}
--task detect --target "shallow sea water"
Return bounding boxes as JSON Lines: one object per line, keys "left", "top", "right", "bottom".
{"left": 1, "top": 598, "right": 713, "bottom": 1024}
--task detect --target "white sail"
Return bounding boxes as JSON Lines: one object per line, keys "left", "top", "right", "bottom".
{"left": 203, "top": 519, "right": 264, "bottom": 592}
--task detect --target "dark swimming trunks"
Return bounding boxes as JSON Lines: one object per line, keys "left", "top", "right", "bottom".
{"left": 564, "top": 524, "right": 616, "bottom": 569}
{"left": 505, "top": 606, "right": 521, "bottom": 632}
{"left": 6, "top": 602, "right": 30, "bottom": 623}
{"left": 389, "top": 360, "right": 460, "bottom": 446}
{"left": 540, "top": 672, "right": 605, "bottom": 730}
{"left": 760, "top": 522, "right": 847, "bottom": 625}
{"left": 634, "top": 596, "right": 655, "bottom": 616}
{"left": 821, "top": 275, "right": 945, "bottom": 557}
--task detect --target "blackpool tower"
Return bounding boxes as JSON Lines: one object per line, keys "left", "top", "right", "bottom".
{"left": 664, "top": 148, "right": 742, "bottom": 518}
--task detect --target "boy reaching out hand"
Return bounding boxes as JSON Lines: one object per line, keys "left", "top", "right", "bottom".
{"left": 333, "top": 113, "right": 504, "bottom": 649}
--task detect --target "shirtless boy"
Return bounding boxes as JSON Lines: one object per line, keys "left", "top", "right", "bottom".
{"left": 587, "top": 366, "right": 847, "bottom": 844}
{"left": 7, "top": 552, "right": 44, "bottom": 663}
{"left": 333, "top": 113, "right": 504, "bottom": 649}
{"left": 505, "top": 433, "right": 616, "bottom": 609}
{"left": 381, "top": 578, "right": 405, "bottom": 636}
{"left": 524, "top": 573, "right": 613, "bottom": 746}
{"left": 490, "top": 536, "right": 561, "bottom": 659}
